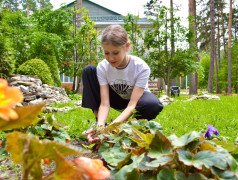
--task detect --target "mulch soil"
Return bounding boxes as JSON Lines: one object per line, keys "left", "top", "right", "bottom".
{"left": 0, "top": 140, "right": 103, "bottom": 180}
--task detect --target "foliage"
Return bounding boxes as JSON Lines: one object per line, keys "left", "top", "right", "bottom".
{"left": 98, "top": 119, "right": 238, "bottom": 179}
{"left": 27, "top": 31, "right": 62, "bottom": 87}
{"left": 0, "top": 9, "right": 30, "bottom": 67}
{"left": 218, "top": 42, "right": 238, "bottom": 92}
{"left": 68, "top": 94, "right": 82, "bottom": 101}
{"left": 6, "top": 131, "right": 89, "bottom": 179}
{"left": 26, "top": 113, "right": 71, "bottom": 143}
{"left": 123, "top": 13, "right": 145, "bottom": 56}
{"left": 17, "top": 59, "right": 54, "bottom": 86}
{"left": 143, "top": 4, "right": 198, "bottom": 88}
{"left": 0, "top": 10, "right": 15, "bottom": 79}
{"left": 30, "top": 7, "right": 74, "bottom": 69}
{"left": 198, "top": 55, "right": 210, "bottom": 89}
{"left": 0, "top": 79, "right": 110, "bottom": 179}
{"left": 63, "top": 8, "right": 101, "bottom": 90}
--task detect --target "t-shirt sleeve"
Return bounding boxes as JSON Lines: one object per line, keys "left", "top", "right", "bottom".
{"left": 135, "top": 64, "right": 150, "bottom": 88}
{"left": 97, "top": 62, "right": 108, "bottom": 86}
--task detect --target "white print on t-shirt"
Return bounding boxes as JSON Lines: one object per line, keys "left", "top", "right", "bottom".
{"left": 109, "top": 79, "right": 133, "bottom": 99}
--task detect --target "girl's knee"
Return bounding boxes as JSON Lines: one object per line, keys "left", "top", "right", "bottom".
{"left": 83, "top": 65, "right": 96, "bottom": 75}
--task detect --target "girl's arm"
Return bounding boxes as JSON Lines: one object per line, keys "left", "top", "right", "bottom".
{"left": 87, "top": 85, "right": 110, "bottom": 143}
{"left": 97, "top": 84, "right": 110, "bottom": 127}
{"left": 113, "top": 86, "right": 144, "bottom": 123}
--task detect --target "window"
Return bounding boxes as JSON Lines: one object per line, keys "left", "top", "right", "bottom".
{"left": 60, "top": 74, "right": 74, "bottom": 83}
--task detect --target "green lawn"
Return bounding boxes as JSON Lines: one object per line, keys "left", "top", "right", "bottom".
{"left": 53, "top": 95, "right": 238, "bottom": 142}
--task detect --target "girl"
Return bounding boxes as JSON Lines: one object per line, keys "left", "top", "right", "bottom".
{"left": 82, "top": 25, "right": 163, "bottom": 143}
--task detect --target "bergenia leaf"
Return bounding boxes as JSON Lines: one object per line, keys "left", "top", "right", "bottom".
{"left": 0, "top": 103, "right": 45, "bottom": 131}
{"left": 45, "top": 149, "right": 79, "bottom": 179}
{"left": 129, "top": 128, "right": 154, "bottom": 149}
{"left": 6, "top": 131, "right": 89, "bottom": 164}
{"left": 171, "top": 131, "right": 202, "bottom": 148}
{"left": 145, "top": 155, "right": 172, "bottom": 168}
{"left": 114, "top": 154, "right": 144, "bottom": 180}
{"left": 157, "top": 167, "right": 176, "bottom": 180}
{"left": 147, "top": 130, "right": 173, "bottom": 159}
{"left": 187, "top": 173, "right": 208, "bottom": 180}
{"left": 126, "top": 168, "right": 140, "bottom": 180}
{"left": 145, "top": 121, "right": 163, "bottom": 134}
{"left": 211, "top": 167, "right": 237, "bottom": 180}
{"left": 100, "top": 146, "right": 129, "bottom": 167}
{"left": 177, "top": 149, "right": 227, "bottom": 169}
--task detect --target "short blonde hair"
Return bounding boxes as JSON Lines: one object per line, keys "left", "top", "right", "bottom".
{"left": 101, "top": 25, "right": 128, "bottom": 46}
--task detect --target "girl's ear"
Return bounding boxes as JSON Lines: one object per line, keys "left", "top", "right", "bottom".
{"left": 126, "top": 42, "right": 130, "bottom": 51}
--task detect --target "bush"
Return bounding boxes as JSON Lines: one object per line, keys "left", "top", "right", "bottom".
{"left": 17, "top": 59, "right": 54, "bottom": 85}
{"left": 0, "top": 12, "right": 15, "bottom": 79}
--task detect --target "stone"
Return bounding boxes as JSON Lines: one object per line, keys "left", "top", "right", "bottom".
{"left": 159, "top": 95, "right": 174, "bottom": 106}
{"left": 187, "top": 94, "right": 220, "bottom": 101}
{"left": 19, "top": 85, "right": 29, "bottom": 93}
{"left": 24, "top": 95, "right": 37, "bottom": 102}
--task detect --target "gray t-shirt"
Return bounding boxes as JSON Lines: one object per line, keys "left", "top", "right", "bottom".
{"left": 97, "top": 55, "right": 150, "bottom": 100}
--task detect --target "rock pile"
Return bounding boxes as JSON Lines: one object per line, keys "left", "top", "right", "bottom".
{"left": 187, "top": 94, "right": 220, "bottom": 101}
{"left": 8, "top": 75, "right": 71, "bottom": 105}
{"left": 159, "top": 95, "right": 174, "bottom": 106}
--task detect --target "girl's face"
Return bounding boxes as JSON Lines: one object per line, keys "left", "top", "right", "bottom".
{"left": 102, "top": 42, "right": 130, "bottom": 68}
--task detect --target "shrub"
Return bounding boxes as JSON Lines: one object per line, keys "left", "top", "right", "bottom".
{"left": 27, "top": 31, "right": 62, "bottom": 87}
{"left": 0, "top": 12, "right": 15, "bottom": 79}
{"left": 17, "top": 59, "right": 54, "bottom": 85}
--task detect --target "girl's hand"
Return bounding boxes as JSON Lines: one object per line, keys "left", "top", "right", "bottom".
{"left": 86, "top": 128, "right": 100, "bottom": 143}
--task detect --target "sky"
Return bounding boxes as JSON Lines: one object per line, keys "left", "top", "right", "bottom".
{"left": 50, "top": 0, "right": 188, "bottom": 20}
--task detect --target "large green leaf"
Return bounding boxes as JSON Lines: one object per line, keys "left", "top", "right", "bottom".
{"left": 100, "top": 145, "right": 129, "bottom": 167}
{"left": 126, "top": 168, "right": 140, "bottom": 180}
{"left": 157, "top": 167, "right": 175, "bottom": 180}
{"left": 171, "top": 131, "right": 202, "bottom": 148}
{"left": 211, "top": 167, "right": 237, "bottom": 179}
{"left": 174, "top": 171, "right": 187, "bottom": 180}
{"left": 187, "top": 173, "right": 208, "bottom": 180}
{"left": 148, "top": 130, "right": 173, "bottom": 159}
{"left": 0, "top": 103, "right": 45, "bottom": 131}
{"left": 177, "top": 149, "right": 227, "bottom": 169}
{"left": 212, "top": 140, "right": 238, "bottom": 154}
{"left": 145, "top": 155, "right": 173, "bottom": 168}
{"left": 145, "top": 121, "right": 163, "bottom": 134}
{"left": 114, "top": 154, "right": 144, "bottom": 180}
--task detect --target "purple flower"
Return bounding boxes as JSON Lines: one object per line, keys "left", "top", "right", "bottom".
{"left": 204, "top": 125, "right": 219, "bottom": 138}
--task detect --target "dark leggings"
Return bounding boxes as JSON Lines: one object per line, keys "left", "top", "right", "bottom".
{"left": 82, "top": 65, "right": 164, "bottom": 120}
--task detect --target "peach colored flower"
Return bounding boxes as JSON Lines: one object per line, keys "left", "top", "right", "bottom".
{"left": 0, "top": 79, "right": 23, "bottom": 121}
{"left": 74, "top": 157, "right": 110, "bottom": 180}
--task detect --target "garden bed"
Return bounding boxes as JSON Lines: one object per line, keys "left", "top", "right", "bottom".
{"left": 0, "top": 140, "right": 100, "bottom": 179}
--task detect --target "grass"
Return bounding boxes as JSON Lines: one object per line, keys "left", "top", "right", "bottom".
{"left": 156, "top": 95, "right": 238, "bottom": 142}
{"left": 53, "top": 95, "right": 238, "bottom": 142}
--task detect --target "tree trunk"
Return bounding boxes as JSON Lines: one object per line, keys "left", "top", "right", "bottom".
{"left": 215, "top": 44, "right": 219, "bottom": 93}
{"left": 217, "top": 9, "right": 221, "bottom": 66}
{"left": 15, "top": 0, "right": 18, "bottom": 10}
{"left": 170, "top": 0, "right": 177, "bottom": 88}
{"left": 208, "top": 0, "right": 215, "bottom": 93}
{"left": 189, "top": 0, "right": 198, "bottom": 94}
{"left": 165, "top": 13, "right": 170, "bottom": 95}
{"left": 220, "top": 0, "right": 226, "bottom": 57}
{"left": 27, "top": 5, "right": 30, "bottom": 19}
{"left": 77, "top": 0, "right": 82, "bottom": 28}
{"left": 228, "top": 0, "right": 232, "bottom": 94}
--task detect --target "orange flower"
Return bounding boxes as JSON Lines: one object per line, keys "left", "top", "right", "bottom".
{"left": 0, "top": 79, "right": 23, "bottom": 121}
{"left": 74, "top": 157, "right": 110, "bottom": 180}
